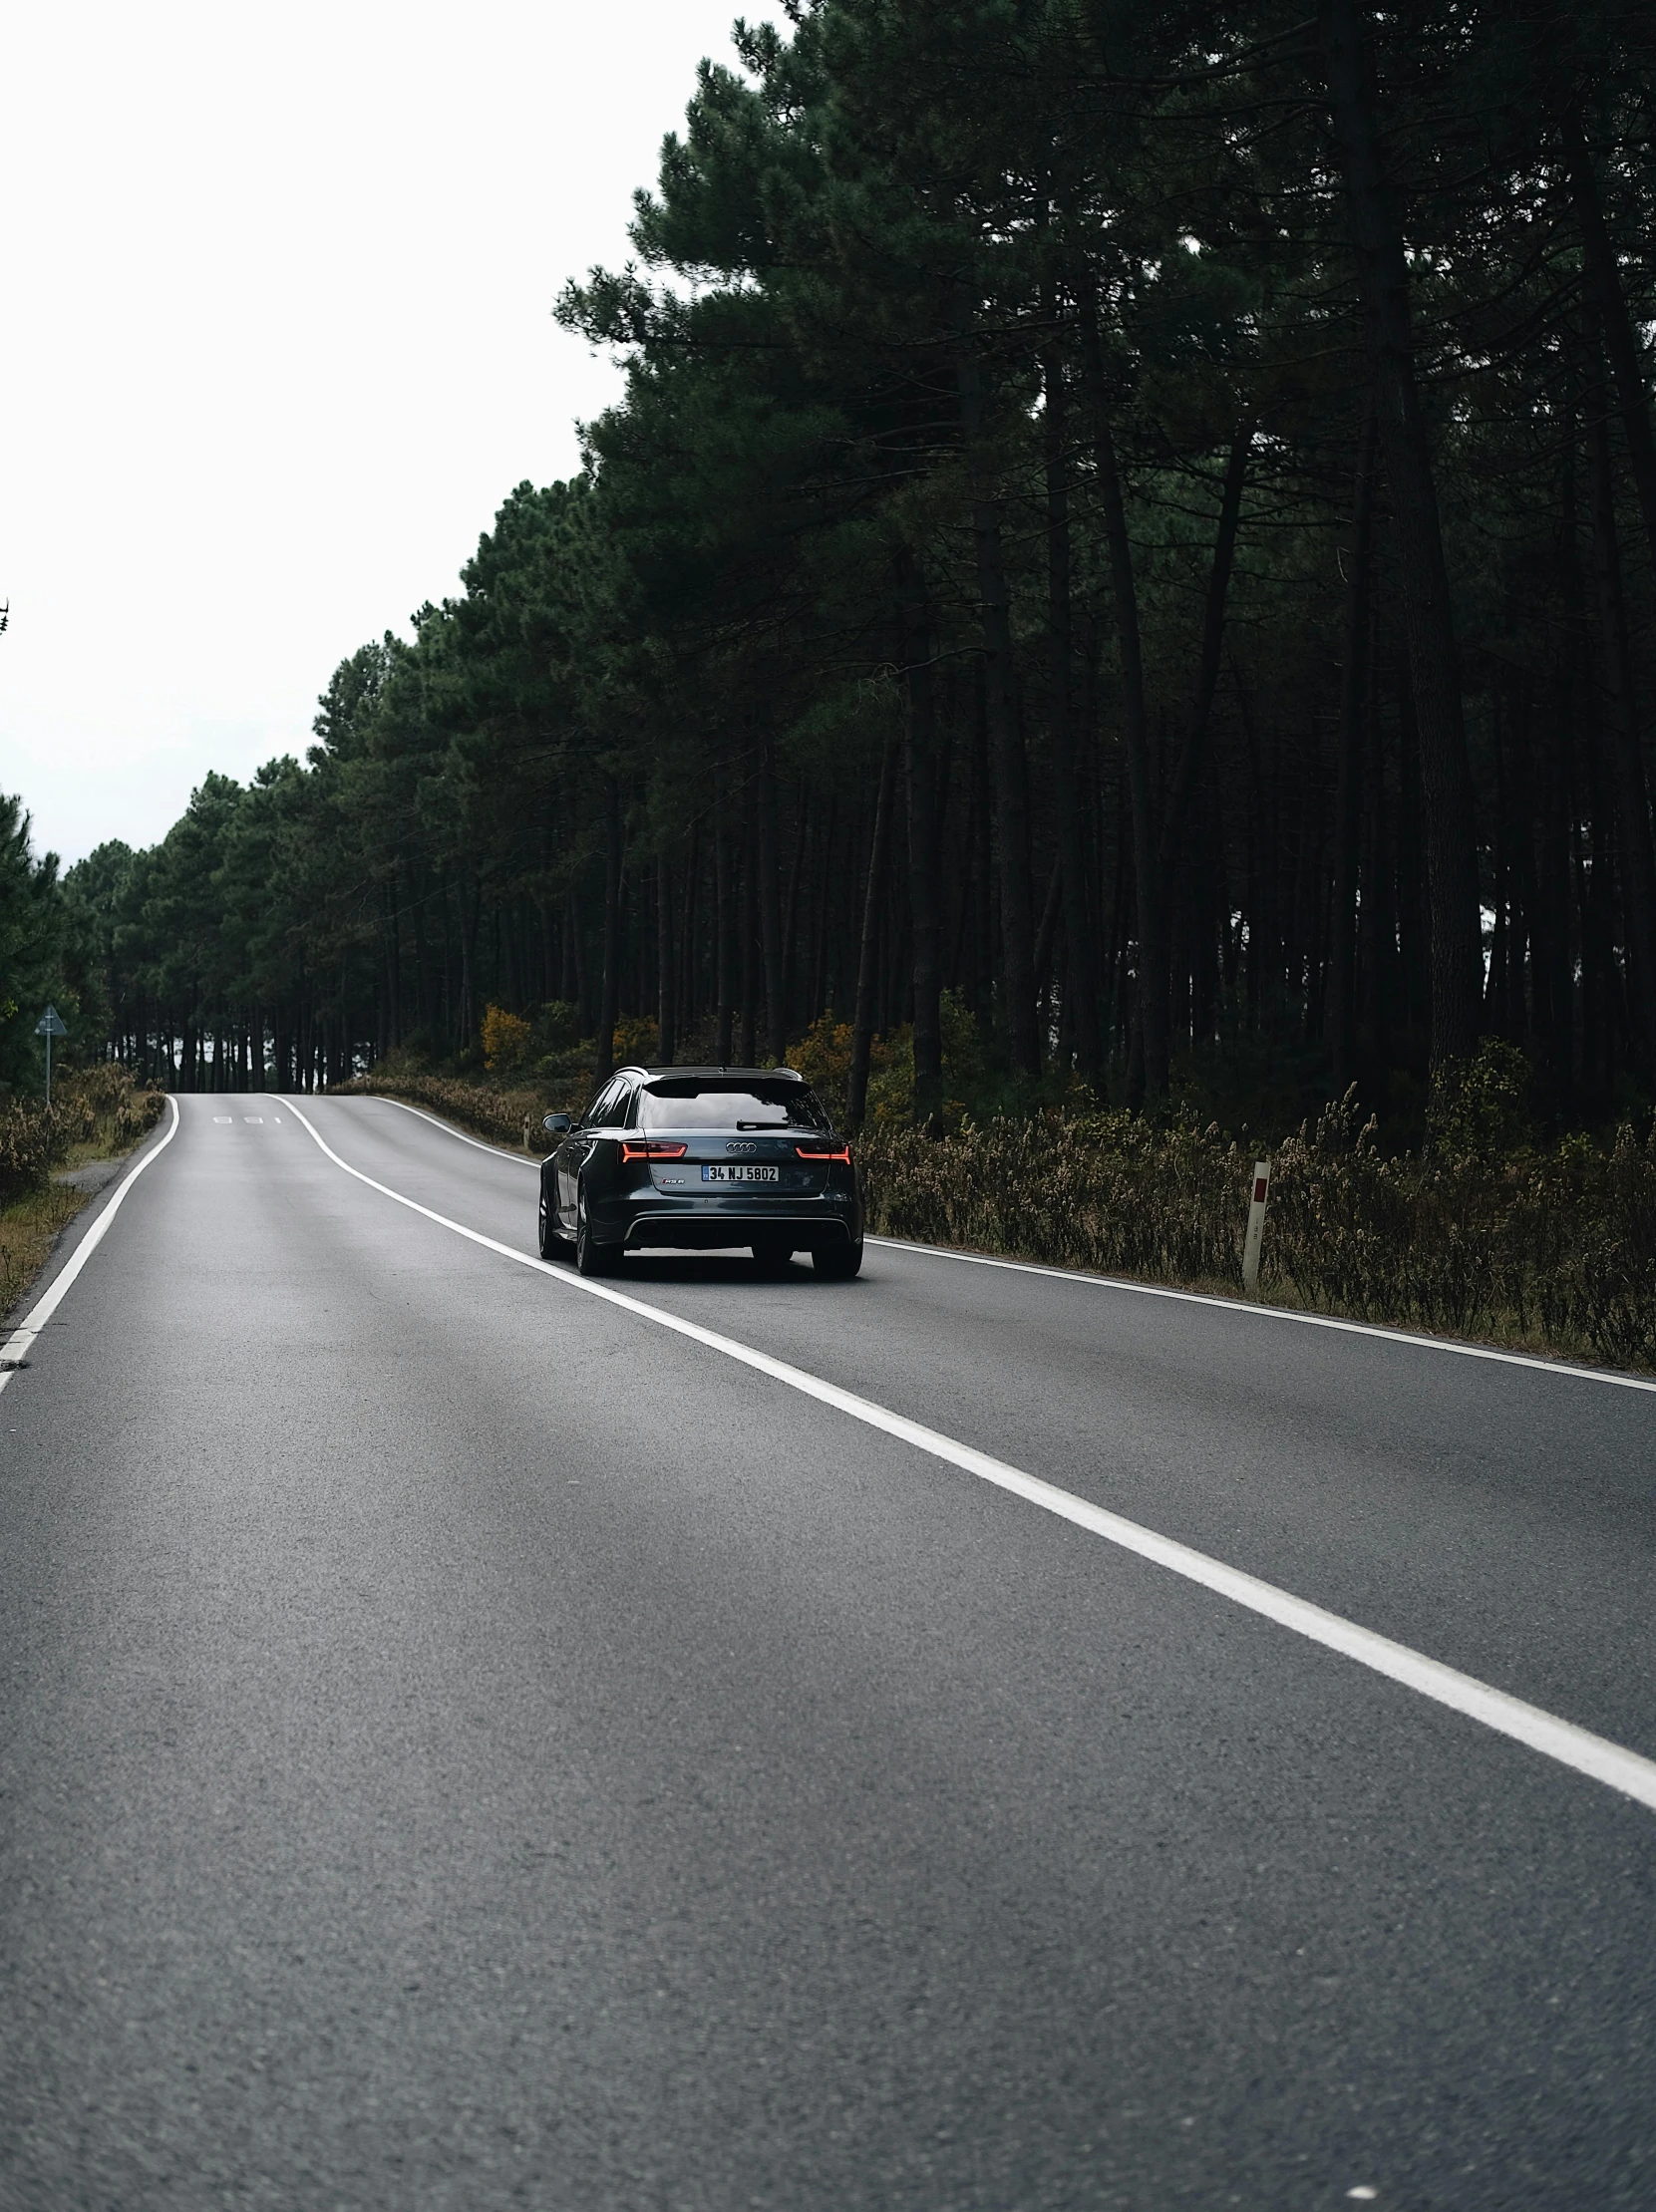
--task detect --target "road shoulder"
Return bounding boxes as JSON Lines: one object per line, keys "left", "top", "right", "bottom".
{"left": 1, "top": 1111, "right": 175, "bottom": 1334}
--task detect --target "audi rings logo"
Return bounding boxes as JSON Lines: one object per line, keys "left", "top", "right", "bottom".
{"left": 726, "top": 1140, "right": 759, "bottom": 1156}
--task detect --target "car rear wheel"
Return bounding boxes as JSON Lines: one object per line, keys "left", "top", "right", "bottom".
{"left": 814, "top": 1239, "right": 862, "bottom": 1280}
{"left": 575, "top": 1185, "right": 621, "bottom": 1277}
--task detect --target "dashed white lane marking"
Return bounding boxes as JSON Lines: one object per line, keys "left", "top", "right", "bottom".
{"left": 280, "top": 1094, "right": 1656, "bottom": 1818}
{"left": 0, "top": 1096, "right": 181, "bottom": 1395}
{"left": 213, "top": 1115, "right": 233, "bottom": 1123}
{"left": 244, "top": 1116, "right": 263, "bottom": 1123}
{"left": 355, "top": 1087, "right": 1655, "bottom": 1397}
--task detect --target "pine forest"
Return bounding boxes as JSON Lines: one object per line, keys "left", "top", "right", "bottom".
{"left": 13, "top": 0, "right": 1656, "bottom": 1162}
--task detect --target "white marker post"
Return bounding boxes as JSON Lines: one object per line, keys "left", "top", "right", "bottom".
{"left": 1241, "top": 1156, "right": 1271, "bottom": 1296}
{"left": 35, "top": 1003, "right": 68, "bottom": 1107}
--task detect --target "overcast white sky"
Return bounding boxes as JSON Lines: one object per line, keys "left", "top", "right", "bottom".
{"left": 0, "top": 1, "right": 782, "bottom": 868}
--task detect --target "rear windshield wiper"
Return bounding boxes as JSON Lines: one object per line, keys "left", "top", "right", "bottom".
{"left": 736, "top": 1119, "right": 789, "bottom": 1129}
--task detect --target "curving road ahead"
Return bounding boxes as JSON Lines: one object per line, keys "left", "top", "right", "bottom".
{"left": 1, "top": 1093, "right": 1653, "bottom": 2210}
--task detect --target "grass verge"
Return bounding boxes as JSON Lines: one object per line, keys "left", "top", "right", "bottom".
{"left": 330, "top": 1069, "right": 553, "bottom": 1149}
{"left": 0, "top": 1181, "right": 91, "bottom": 1325}
{"left": 0, "top": 1069, "right": 167, "bottom": 1327}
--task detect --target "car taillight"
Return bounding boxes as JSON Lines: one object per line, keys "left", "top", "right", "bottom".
{"left": 795, "top": 1142, "right": 850, "bottom": 1162}
{"left": 621, "top": 1140, "right": 688, "bottom": 1162}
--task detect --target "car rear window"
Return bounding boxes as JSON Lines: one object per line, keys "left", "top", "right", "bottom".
{"left": 640, "top": 1082, "right": 830, "bottom": 1131}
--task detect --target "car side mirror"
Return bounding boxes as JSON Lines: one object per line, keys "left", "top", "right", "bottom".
{"left": 542, "top": 1111, "right": 573, "bottom": 1135}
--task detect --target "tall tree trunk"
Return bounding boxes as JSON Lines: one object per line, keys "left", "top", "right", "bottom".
{"left": 594, "top": 778, "right": 622, "bottom": 1084}
{"left": 414, "top": 885, "right": 432, "bottom": 1035}
{"left": 561, "top": 882, "right": 581, "bottom": 1018}
{"left": 1326, "top": 404, "right": 1378, "bottom": 1089}
{"left": 1043, "top": 327, "right": 1103, "bottom": 1080}
{"left": 714, "top": 801, "right": 734, "bottom": 1065}
{"left": 1081, "top": 293, "right": 1168, "bottom": 1098}
{"left": 781, "top": 784, "right": 809, "bottom": 1045}
{"left": 1504, "top": 674, "right": 1541, "bottom": 1043}
{"left": 1357, "top": 616, "right": 1395, "bottom": 1068}
{"left": 385, "top": 878, "right": 400, "bottom": 1054}
{"left": 679, "top": 821, "right": 699, "bottom": 1037}
{"left": 811, "top": 797, "right": 836, "bottom": 1018}
{"left": 438, "top": 887, "right": 451, "bottom": 1048}
{"left": 1395, "top": 672, "right": 1431, "bottom": 1048}
{"left": 1565, "top": 118, "right": 1656, "bottom": 573}
{"left": 1233, "top": 664, "right": 1282, "bottom": 1032}
{"left": 756, "top": 732, "right": 786, "bottom": 1063}
{"left": 1488, "top": 715, "right": 1515, "bottom": 1036}
{"left": 956, "top": 304, "right": 1039, "bottom": 1075}
{"left": 847, "top": 735, "right": 899, "bottom": 1131}
{"left": 739, "top": 790, "right": 759, "bottom": 1066}
{"left": 656, "top": 847, "right": 676, "bottom": 1066}
{"left": 574, "top": 882, "right": 593, "bottom": 1029}
{"left": 1548, "top": 446, "right": 1588, "bottom": 1102}
{"left": 970, "top": 668, "right": 995, "bottom": 1015}
{"left": 1580, "top": 731, "right": 1619, "bottom": 1090}
{"left": 459, "top": 877, "right": 482, "bottom": 1051}
{"left": 1032, "top": 854, "right": 1064, "bottom": 1009}
{"left": 1587, "top": 385, "right": 1656, "bottom": 1077}
{"left": 1319, "top": 0, "right": 1483, "bottom": 1067}
{"left": 1159, "top": 426, "right": 1251, "bottom": 875}
{"left": 899, "top": 563, "right": 945, "bottom": 1131}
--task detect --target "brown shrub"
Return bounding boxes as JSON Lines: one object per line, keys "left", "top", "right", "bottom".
{"left": 859, "top": 1109, "right": 1247, "bottom": 1289}
{"left": 330, "top": 1070, "right": 580, "bottom": 1149}
{"left": 0, "top": 1102, "right": 65, "bottom": 1206}
{"left": 481, "top": 1004, "right": 532, "bottom": 1075}
{"left": 0, "top": 1067, "right": 166, "bottom": 1206}
{"left": 862, "top": 1095, "right": 1656, "bottom": 1373}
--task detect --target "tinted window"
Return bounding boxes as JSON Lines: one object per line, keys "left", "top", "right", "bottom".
{"left": 641, "top": 1081, "right": 829, "bottom": 1132}
{"left": 585, "top": 1078, "right": 627, "bottom": 1126}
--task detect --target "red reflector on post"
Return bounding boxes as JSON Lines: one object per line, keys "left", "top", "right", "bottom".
{"left": 795, "top": 1143, "right": 850, "bottom": 1162}
{"left": 1253, "top": 1176, "right": 1268, "bottom": 1203}
{"left": 621, "top": 1141, "right": 688, "bottom": 1162}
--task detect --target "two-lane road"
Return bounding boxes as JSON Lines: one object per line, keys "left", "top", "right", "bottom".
{"left": 2, "top": 1093, "right": 1652, "bottom": 2209}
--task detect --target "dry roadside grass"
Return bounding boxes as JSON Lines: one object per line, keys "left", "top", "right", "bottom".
{"left": 0, "top": 1076, "right": 166, "bottom": 1329}
{"left": 0, "top": 1180, "right": 91, "bottom": 1324}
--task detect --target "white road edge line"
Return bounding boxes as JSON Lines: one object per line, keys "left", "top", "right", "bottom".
{"left": 0, "top": 1095, "right": 181, "bottom": 1397}
{"left": 351, "top": 1086, "right": 1655, "bottom": 1395}
{"left": 369, "top": 1092, "right": 540, "bottom": 1164}
{"left": 868, "top": 1235, "right": 1656, "bottom": 1396}
{"left": 280, "top": 1093, "right": 1656, "bottom": 1817}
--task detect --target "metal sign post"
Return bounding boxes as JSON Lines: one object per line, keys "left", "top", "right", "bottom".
{"left": 35, "top": 1003, "right": 68, "bottom": 1107}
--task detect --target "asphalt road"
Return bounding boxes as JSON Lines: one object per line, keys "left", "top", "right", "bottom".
{"left": 2, "top": 1092, "right": 1653, "bottom": 2211}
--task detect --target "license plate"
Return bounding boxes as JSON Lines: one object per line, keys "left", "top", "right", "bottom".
{"left": 701, "top": 1164, "right": 780, "bottom": 1184}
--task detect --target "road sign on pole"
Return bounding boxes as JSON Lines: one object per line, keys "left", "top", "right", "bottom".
{"left": 35, "top": 1003, "right": 68, "bottom": 1107}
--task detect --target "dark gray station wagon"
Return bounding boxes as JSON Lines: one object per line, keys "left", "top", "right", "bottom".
{"left": 538, "top": 1066, "right": 864, "bottom": 1280}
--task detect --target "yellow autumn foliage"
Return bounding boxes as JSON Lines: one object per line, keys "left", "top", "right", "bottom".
{"left": 482, "top": 1005, "right": 531, "bottom": 1074}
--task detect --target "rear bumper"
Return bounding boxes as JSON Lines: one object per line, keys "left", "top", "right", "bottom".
{"left": 605, "top": 1191, "right": 863, "bottom": 1253}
